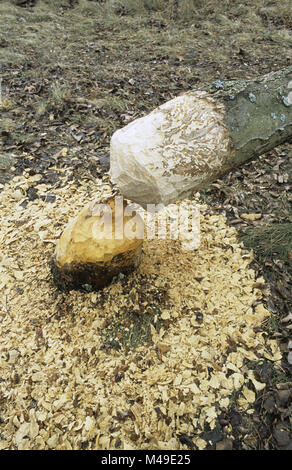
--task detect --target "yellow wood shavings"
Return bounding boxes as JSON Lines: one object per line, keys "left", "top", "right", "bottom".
{"left": 241, "top": 213, "right": 262, "bottom": 221}
{"left": 0, "top": 174, "right": 282, "bottom": 450}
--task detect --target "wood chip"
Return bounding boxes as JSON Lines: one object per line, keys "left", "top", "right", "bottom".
{"left": 0, "top": 174, "right": 282, "bottom": 450}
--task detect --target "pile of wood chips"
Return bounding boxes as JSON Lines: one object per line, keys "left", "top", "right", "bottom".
{"left": 0, "top": 171, "right": 282, "bottom": 450}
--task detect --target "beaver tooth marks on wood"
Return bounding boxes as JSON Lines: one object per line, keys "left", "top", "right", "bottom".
{"left": 110, "top": 91, "right": 233, "bottom": 207}
{"left": 110, "top": 66, "right": 292, "bottom": 207}
{"left": 53, "top": 67, "right": 292, "bottom": 290}
{"left": 52, "top": 196, "right": 144, "bottom": 291}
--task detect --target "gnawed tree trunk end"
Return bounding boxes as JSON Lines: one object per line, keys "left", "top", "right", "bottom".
{"left": 51, "top": 197, "right": 144, "bottom": 291}
{"left": 110, "top": 66, "right": 292, "bottom": 207}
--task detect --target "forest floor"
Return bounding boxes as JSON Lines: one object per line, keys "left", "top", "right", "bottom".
{"left": 0, "top": 0, "right": 291, "bottom": 450}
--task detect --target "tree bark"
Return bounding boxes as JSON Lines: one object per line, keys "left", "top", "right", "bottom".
{"left": 202, "top": 66, "right": 292, "bottom": 169}
{"left": 110, "top": 66, "right": 292, "bottom": 207}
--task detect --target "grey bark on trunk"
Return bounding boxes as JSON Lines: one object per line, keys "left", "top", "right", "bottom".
{"left": 203, "top": 66, "right": 292, "bottom": 169}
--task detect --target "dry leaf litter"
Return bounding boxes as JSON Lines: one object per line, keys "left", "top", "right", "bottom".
{"left": 0, "top": 170, "right": 282, "bottom": 450}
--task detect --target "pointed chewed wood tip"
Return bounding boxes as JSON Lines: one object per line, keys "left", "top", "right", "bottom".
{"left": 51, "top": 196, "right": 144, "bottom": 291}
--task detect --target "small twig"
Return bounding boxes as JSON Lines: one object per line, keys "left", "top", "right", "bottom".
{"left": 3, "top": 295, "right": 12, "bottom": 319}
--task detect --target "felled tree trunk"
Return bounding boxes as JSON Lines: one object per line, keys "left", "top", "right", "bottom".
{"left": 110, "top": 66, "right": 292, "bottom": 207}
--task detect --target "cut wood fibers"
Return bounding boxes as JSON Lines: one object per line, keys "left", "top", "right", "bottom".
{"left": 0, "top": 172, "right": 281, "bottom": 450}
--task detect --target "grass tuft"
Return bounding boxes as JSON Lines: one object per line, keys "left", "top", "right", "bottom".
{"left": 91, "top": 95, "right": 129, "bottom": 112}
{"left": 241, "top": 223, "right": 292, "bottom": 264}
{"left": 49, "top": 82, "right": 72, "bottom": 109}
{"left": 0, "top": 98, "right": 16, "bottom": 112}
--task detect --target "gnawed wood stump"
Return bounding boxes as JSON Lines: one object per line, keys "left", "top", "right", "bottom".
{"left": 51, "top": 196, "right": 144, "bottom": 291}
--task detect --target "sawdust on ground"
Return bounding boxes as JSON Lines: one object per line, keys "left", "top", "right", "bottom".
{"left": 0, "top": 170, "right": 281, "bottom": 450}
